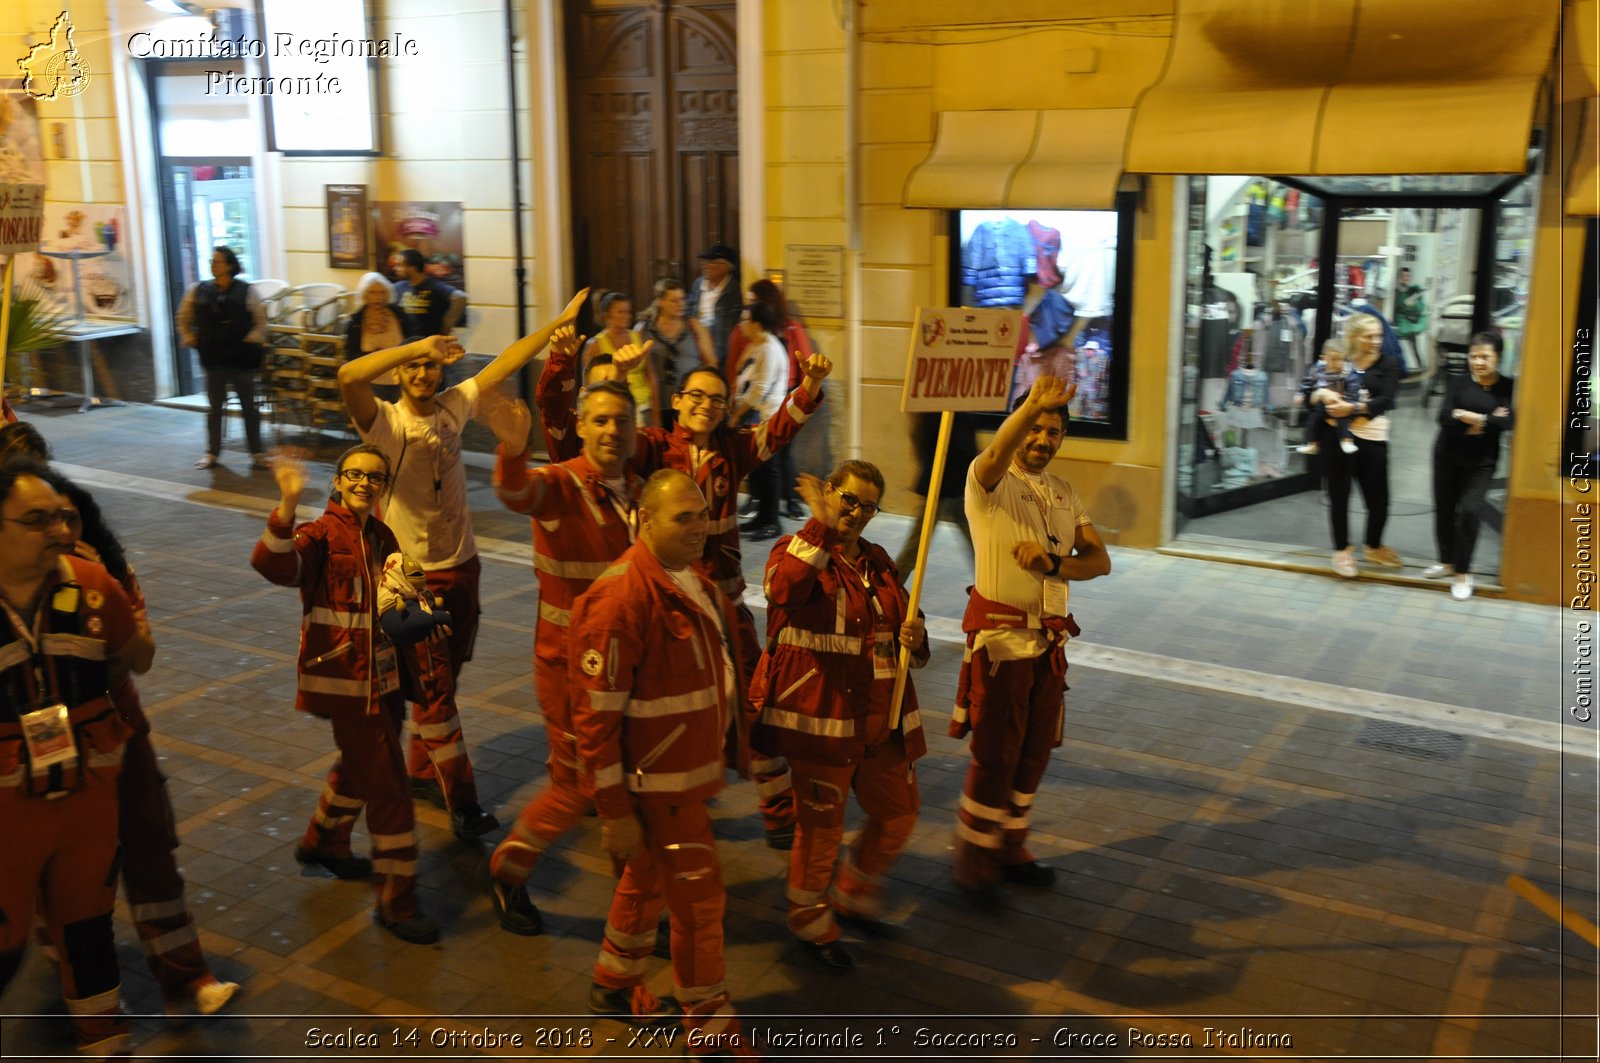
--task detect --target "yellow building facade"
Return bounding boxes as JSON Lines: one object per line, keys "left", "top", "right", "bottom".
{"left": 3, "top": 0, "right": 1593, "bottom": 604}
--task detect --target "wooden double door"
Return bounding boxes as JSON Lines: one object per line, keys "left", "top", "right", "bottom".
{"left": 566, "top": 0, "right": 739, "bottom": 312}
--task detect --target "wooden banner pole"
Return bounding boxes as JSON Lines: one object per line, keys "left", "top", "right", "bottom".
{"left": 0, "top": 256, "right": 16, "bottom": 398}
{"left": 888, "top": 408, "right": 952, "bottom": 730}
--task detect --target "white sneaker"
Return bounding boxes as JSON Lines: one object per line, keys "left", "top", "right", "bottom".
{"left": 1339, "top": 439, "right": 1359, "bottom": 455}
{"left": 1451, "top": 575, "right": 1475, "bottom": 601}
{"left": 1421, "top": 563, "right": 1453, "bottom": 579}
{"left": 1295, "top": 442, "right": 1320, "bottom": 455}
{"left": 1331, "top": 550, "right": 1358, "bottom": 578}
{"left": 169, "top": 977, "right": 240, "bottom": 1016}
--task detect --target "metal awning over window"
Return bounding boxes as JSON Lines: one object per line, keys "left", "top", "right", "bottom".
{"left": 903, "top": 108, "right": 1133, "bottom": 210}
{"left": 1124, "top": 0, "right": 1560, "bottom": 177}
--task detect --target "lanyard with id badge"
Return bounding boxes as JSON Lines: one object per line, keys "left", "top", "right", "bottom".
{"left": 1009, "top": 466, "right": 1069, "bottom": 618}
{"left": 2, "top": 586, "right": 82, "bottom": 780}
{"left": 839, "top": 552, "right": 897, "bottom": 681}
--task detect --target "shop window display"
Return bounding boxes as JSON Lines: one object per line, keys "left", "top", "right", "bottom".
{"left": 1178, "top": 177, "right": 1326, "bottom": 510}
{"left": 951, "top": 205, "right": 1131, "bottom": 440}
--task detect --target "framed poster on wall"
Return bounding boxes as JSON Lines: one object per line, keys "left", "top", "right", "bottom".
{"left": 325, "top": 184, "right": 369, "bottom": 270}
{"left": 373, "top": 201, "right": 465, "bottom": 289}
{"left": 16, "top": 203, "right": 135, "bottom": 320}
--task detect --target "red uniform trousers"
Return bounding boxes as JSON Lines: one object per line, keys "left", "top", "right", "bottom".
{"left": 593, "top": 798, "right": 754, "bottom": 1058}
{"left": 952, "top": 641, "right": 1066, "bottom": 889}
{"left": 405, "top": 557, "right": 481, "bottom": 808}
{"left": 0, "top": 769, "right": 127, "bottom": 1056}
{"left": 300, "top": 696, "right": 421, "bottom": 920}
{"left": 786, "top": 741, "right": 919, "bottom": 944}
{"left": 488, "top": 652, "right": 591, "bottom": 887}
{"left": 117, "top": 729, "right": 213, "bottom": 1002}
{"left": 733, "top": 603, "right": 794, "bottom": 835}
{"left": 33, "top": 680, "right": 216, "bottom": 1005}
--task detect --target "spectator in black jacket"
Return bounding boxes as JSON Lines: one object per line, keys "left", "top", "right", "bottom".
{"left": 1426, "top": 332, "right": 1514, "bottom": 601}
{"left": 176, "top": 246, "right": 266, "bottom": 470}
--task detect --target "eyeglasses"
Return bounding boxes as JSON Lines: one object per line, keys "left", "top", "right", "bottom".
{"left": 678, "top": 389, "right": 728, "bottom": 409}
{"left": 339, "top": 469, "right": 390, "bottom": 488}
{"left": 3, "top": 508, "right": 83, "bottom": 532}
{"left": 834, "top": 491, "right": 880, "bottom": 518}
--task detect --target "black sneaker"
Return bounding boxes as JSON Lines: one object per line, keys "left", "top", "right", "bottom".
{"left": 587, "top": 982, "right": 681, "bottom": 1025}
{"left": 802, "top": 939, "right": 855, "bottom": 970}
{"left": 652, "top": 918, "right": 671, "bottom": 959}
{"left": 451, "top": 803, "right": 500, "bottom": 840}
{"left": 487, "top": 871, "right": 543, "bottom": 936}
{"left": 409, "top": 776, "right": 446, "bottom": 809}
{"left": 295, "top": 845, "right": 372, "bottom": 880}
{"left": 833, "top": 909, "right": 901, "bottom": 938}
{"left": 375, "top": 909, "right": 440, "bottom": 944}
{"left": 784, "top": 501, "right": 806, "bottom": 520}
{"left": 764, "top": 824, "right": 795, "bottom": 851}
{"left": 740, "top": 519, "right": 781, "bottom": 541}
{"left": 1001, "top": 860, "right": 1058, "bottom": 888}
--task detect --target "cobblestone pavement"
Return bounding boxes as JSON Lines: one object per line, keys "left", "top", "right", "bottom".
{"left": 0, "top": 404, "right": 1594, "bottom": 1061}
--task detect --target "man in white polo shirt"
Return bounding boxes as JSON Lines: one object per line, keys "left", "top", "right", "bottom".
{"left": 951, "top": 375, "right": 1111, "bottom": 908}
{"left": 337, "top": 294, "right": 584, "bottom": 839}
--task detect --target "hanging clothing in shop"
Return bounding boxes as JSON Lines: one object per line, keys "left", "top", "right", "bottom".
{"left": 962, "top": 219, "right": 1033, "bottom": 307}
{"left": 1253, "top": 305, "right": 1306, "bottom": 373}
{"left": 1223, "top": 365, "right": 1270, "bottom": 409}
{"left": 1027, "top": 221, "right": 1062, "bottom": 290}
{"left": 1028, "top": 289, "right": 1075, "bottom": 350}
{"left": 1198, "top": 285, "right": 1237, "bottom": 380}
{"left": 1059, "top": 239, "right": 1116, "bottom": 319}
{"left": 1074, "top": 325, "right": 1113, "bottom": 422}
{"left": 1245, "top": 181, "right": 1269, "bottom": 246}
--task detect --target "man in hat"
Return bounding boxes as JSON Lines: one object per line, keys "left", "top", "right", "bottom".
{"left": 688, "top": 243, "right": 742, "bottom": 370}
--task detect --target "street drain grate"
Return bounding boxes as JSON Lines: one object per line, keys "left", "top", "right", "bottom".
{"left": 1356, "top": 720, "right": 1465, "bottom": 761}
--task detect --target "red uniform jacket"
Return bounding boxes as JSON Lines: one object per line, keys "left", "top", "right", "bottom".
{"left": 493, "top": 448, "right": 639, "bottom": 732}
{"left": 632, "top": 385, "right": 821, "bottom": 600}
{"left": 750, "top": 520, "right": 928, "bottom": 766}
{"left": 0, "top": 555, "right": 135, "bottom": 795}
{"left": 568, "top": 540, "right": 750, "bottom": 821}
{"left": 251, "top": 501, "right": 401, "bottom": 719}
{"left": 534, "top": 338, "right": 581, "bottom": 463}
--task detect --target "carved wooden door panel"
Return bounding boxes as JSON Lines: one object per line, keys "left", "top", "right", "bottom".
{"left": 566, "top": 0, "right": 738, "bottom": 310}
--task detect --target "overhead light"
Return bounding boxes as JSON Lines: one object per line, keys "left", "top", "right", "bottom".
{"left": 145, "top": 0, "right": 206, "bottom": 15}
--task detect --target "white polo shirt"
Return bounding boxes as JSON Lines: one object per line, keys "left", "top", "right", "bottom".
{"left": 965, "top": 458, "right": 1091, "bottom": 656}
{"left": 360, "top": 377, "right": 481, "bottom": 570}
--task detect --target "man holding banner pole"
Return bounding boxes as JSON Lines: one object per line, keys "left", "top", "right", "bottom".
{"left": 948, "top": 374, "right": 1110, "bottom": 908}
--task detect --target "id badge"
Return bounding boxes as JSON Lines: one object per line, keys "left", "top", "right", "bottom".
{"left": 872, "top": 629, "right": 896, "bottom": 681}
{"left": 1042, "top": 577, "right": 1068, "bottom": 619}
{"left": 374, "top": 642, "right": 400, "bottom": 696}
{"left": 20, "top": 703, "right": 78, "bottom": 771}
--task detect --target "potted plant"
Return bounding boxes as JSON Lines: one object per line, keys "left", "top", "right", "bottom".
{"left": 2, "top": 279, "right": 69, "bottom": 400}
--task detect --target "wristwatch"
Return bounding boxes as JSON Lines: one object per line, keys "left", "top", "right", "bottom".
{"left": 1046, "top": 553, "right": 1063, "bottom": 577}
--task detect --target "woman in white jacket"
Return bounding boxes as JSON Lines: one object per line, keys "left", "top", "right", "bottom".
{"left": 732, "top": 299, "right": 792, "bottom": 539}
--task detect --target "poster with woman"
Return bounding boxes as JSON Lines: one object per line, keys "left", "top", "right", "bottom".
{"left": 372, "top": 200, "right": 465, "bottom": 289}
